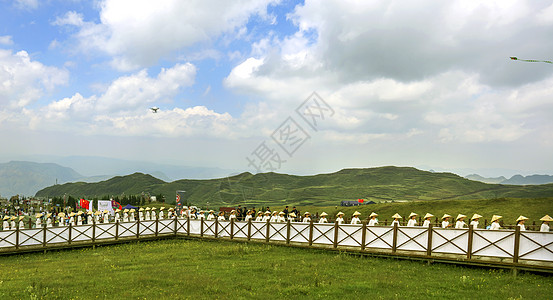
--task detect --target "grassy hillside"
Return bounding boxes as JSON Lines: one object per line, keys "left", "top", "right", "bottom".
{"left": 280, "top": 197, "right": 553, "bottom": 227}
{"left": 35, "top": 166, "right": 553, "bottom": 207}
{"left": 0, "top": 239, "right": 551, "bottom": 298}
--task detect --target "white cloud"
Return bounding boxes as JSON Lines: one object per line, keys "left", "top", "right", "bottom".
{"left": 0, "top": 36, "right": 14, "bottom": 46}
{"left": 14, "top": 0, "right": 38, "bottom": 10}
{"left": 0, "top": 49, "right": 68, "bottom": 109}
{"left": 56, "top": 0, "right": 280, "bottom": 70}
{"left": 52, "top": 11, "right": 85, "bottom": 27}
{"left": 19, "top": 62, "right": 237, "bottom": 138}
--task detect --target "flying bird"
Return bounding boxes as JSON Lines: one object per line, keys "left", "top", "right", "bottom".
{"left": 150, "top": 107, "right": 159, "bottom": 113}
{"left": 510, "top": 57, "right": 552, "bottom": 64}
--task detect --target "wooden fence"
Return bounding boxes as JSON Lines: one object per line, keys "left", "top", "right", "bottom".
{"left": 1, "top": 218, "right": 552, "bottom": 272}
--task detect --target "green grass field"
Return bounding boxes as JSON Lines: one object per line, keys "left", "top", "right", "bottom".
{"left": 0, "top": 238, "right": 551, "bottom": 299}
{"left": 279, "top": 197, "right": 553, "bottom": 227}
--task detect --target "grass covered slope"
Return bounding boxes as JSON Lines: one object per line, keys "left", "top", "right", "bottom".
{"left": 36, "top": 166, "right": 553, "bottom": 207}
{"left": 0, "top": 239, "right": 551, "bottom": 299}
{"left": 295, "top": 197, "right": 553, "bottom": 226}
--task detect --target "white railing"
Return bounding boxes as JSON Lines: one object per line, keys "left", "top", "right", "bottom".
{"left": 1, "top": 218, "right": 552, "bottom": 268}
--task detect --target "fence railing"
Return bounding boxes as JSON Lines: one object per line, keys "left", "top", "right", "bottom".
{"left": 1, "top": 218, "right": 552, "bottom": 270}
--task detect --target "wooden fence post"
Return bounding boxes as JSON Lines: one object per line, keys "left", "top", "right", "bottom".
{"left": 248, "top": 219, "right": 252, "bottom": 241}
{"left": 513, "top": 226, "right": 521, "bottom": 264}
{"left": 137, "top": 217, "right": 141, "bottom": 239}
{"left": 361, "top": 221, "right": 367, "bottom": 251}
{"left": 215, "top": 218, "right": 219, "bottom": 238}
{"left": 200, "top": 218, "right": 204, "bottom": 237}
{"left": 467, "top": 226, "right": 474, "bottom": 260}
{"left": 68, "top": 223, "right": 72, "bottom": 245}
{"left": 392, "top": 222, "right": 398, "bottom": 253}
{"left": 286, "top": 220, "right": 291, "bottom": 245}
{"left": 230, "top": 218, "right": 235, "bottom": 240}
{"left": 154, "top": 216, "right": 158, "bottom": 237}
{"left": 265, "top": 220, "right": 270, "bottom": 243}
{"left": 333, "top": 222, "right": 339, "bottom": 249}
{"left": 42, "top": 224, "right": 47, "bottom": 251}
{"left": 92, "top": 219, "right": 96, "bottom": 245}
{"left": 426, "top": 224, "right": 433, "bottom": 257}
{"left": 15, "top": 226, "right": 19, "bottom": 250}
{"left": 187, "top": 216, "right": 190, "bottom": 236}
{"left": 115, "top": 221, "right": 119, "bottom": 240}
{"left": 309, "top": 220, "right": 314, "bottom": 246}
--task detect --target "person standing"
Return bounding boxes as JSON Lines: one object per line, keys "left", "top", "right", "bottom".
{"left": 288, "top": 212, "right": 296, "bottom": 222}
{"left": 319, "top": 212, "right": 328, "bottom": 224}
{"left": 77, "top": 211, "right": 83, "bottom": 226}
{"left": 277, "top": 211, "right": 286, "bottom": 223}
{"left": 455, "top": 214, "right": 467, "bottom": 229}
{"left": 2, "top": 216, "right": 9, "bottom": 230}
{"left": 122, "top": 209, "right": 129, "bottom": 222}
{"left": 335, "top": 212, "right": 345, "bottom": 224}
{"left": 350, "top": 211, "right": 361, "bottom": 224}
{"left": 368, "top": 212, "right": 378, "bottom": 226}
{"left": 139, "top": 208, "right": 144, "bottom": 221}
{"left": 18, "top": 216, "right": 25, "bottom": 229}
{"left": 489, "top": 215, "right": 502, "bottom": 230}
{"left": 406, "top": 213, "right": 418, "bottom": 227}
{"left": 114, "top": 209, "right": 121, "bottom": 223}
{"left": 207, "top": 210, "right": 215, "bottom": 221}
{"left": 45, "top": 213, "right": 52, "bottom": 227}
{"left": 283, "top": 206, "right": 289, "bottom": 218}
{"left": 540, "top": 215, "right": 552, "bottom": 232}
{"left": 150, "top": 208, "right": 157, "bottom": 220}
{"left": 159, "top": 207, "right": 165, "bottom": 219}
{"left": 245, "top": 210, "right": 253, "bottom": 222}
{"left": 441, "top": 214, "right": 452, "bottom": 228}
{"left": 470, "top": 214, "right": 482, "bottom": 229}
{"left": 302, "top": 212, "right": 311, "bottom": 223}
{"left": 391, "top": 213, "right": 402, "bottom": 226}
{"left": 270, "top": 211, "right": 278, "bottom": 222}
{"left": 218, "top": 211, "right": 226, "bottom": 221}
{"left": 35, "top": 213, "right": 43, "bottom": 228}
{"left": 10, "top": 216, "right": 16, "bottom": 230}
{"left": 262, "top": 211, "right": 271, "bottom": 222}
{"left": 255, "top": 211, "right": 263, "bottom": 221}
{"left": 103, "top": 210, "right": 109, "bottom": 223}
{"left": 145, "top": 207, "right": 151, "bottom": 221}
{"left": 516, "top": 216, "right": 528, "bottom": 231}
{"left": 422, "top": 213, "right": 433, "bottom": 227}
{"left": 229, "top": 210, "right": 237, "bottom": 221}
{"left": 237, "top": 205, "right": 243, "bottom": 221}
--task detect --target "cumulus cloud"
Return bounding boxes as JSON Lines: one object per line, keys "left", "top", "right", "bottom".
{"left": 223, "top": 0, "right": 553, "bottom": 146}
{"left": 54, "top": 0, "right": 279, "bottom": 70}
{"left": 0, "top": 49, "right": 68, "bottom": 109}
{"left": 22, "top": 62, "right": 235, "bottom": 138}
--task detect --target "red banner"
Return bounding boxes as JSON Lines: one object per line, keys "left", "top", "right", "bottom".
{"left": 80, "top": 198, "right": 90, "bottom": 209}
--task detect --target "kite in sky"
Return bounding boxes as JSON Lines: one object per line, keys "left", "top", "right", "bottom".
{"left": 510, "top": 57, "right": 552, "bottom": 64}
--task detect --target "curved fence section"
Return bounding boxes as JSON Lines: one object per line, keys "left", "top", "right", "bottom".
{"left": 0, "top": 219, "right": 551, "bottom": 270}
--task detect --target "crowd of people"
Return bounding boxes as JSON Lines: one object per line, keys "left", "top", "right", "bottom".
{"left": 1, "top": 206, "right": 552, "bottom": 232}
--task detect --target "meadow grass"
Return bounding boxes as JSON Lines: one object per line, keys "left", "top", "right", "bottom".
{"left": 286, "top": 197, "right": 553, "bottom": 227}
{"left": 0, "top": 238, "right": 551, "bottom": 299}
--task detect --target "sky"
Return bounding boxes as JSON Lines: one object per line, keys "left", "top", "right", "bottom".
{"left": 1, "top": 0, "right": 552, "bottom": 178}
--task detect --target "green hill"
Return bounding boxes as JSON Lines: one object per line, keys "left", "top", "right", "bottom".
{"left": 35, "top": 166, "right": 553, "bottom": 207}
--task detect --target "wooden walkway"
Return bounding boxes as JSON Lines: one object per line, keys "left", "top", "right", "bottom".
{"left": 1, "top": 218, "right": 552, "bottom": 273}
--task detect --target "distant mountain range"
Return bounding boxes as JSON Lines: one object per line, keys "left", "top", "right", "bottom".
{"left": 0, "top": 160, "right": 231, "bottom": 197}
{"left": 35, "top": 166, "right": 553, "bottom": 207}
{"left": 465, "top": 174, "right": 553, "bottom": 185}
{"left": 0, "top": 161, "right": 167, "bottom": 197}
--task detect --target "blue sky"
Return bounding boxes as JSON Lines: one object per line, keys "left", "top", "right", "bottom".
{"left": 1, "top": 0, "right": 553, "bottom": 178}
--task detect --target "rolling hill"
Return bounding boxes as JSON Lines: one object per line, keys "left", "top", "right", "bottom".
{"left": 35, "top": 166, "right": 553, "bottom": 207}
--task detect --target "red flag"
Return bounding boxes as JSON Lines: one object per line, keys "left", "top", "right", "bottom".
{"left": 358, "top": 199, "right": 364, "bottom": 203}
{"left": 111, "top": 200, "right": 122, "bottom": 210}
{"left": 80, "top": 199, "right": 90, "bottom": 209}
